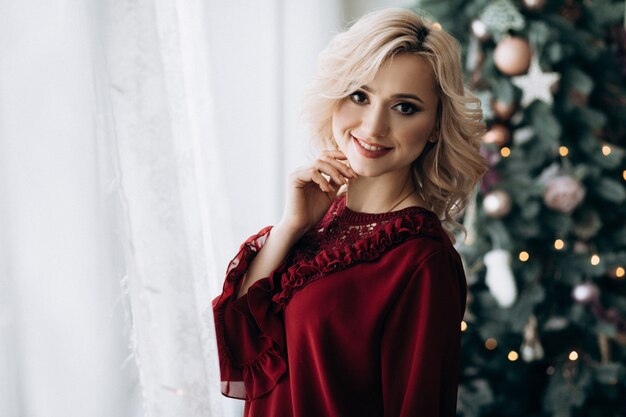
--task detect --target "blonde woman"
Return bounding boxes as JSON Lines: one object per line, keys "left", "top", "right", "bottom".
{"left": 213, "top": 8, "right": 486, "bottom": 417}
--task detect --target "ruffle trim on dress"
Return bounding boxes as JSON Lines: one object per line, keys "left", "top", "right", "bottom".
{"left": 213, "top": 226, "right": 288, "bottom": 400}
{"left": 271, "top": 214, "right": 442, "bottom": 306}
{"left": 215, "top": 333, "right": 286, "bottom": 400}
{"left": 240, "top": 345, "right": 287, "bottom": 399}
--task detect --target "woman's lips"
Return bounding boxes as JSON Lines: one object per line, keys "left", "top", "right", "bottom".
{"left": 352, "top": 136, "right": 392, "bottom": 158}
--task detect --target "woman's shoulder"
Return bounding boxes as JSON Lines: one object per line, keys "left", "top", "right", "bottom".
{"left": 387, "top": 224, "right": 458, "bottom": 268}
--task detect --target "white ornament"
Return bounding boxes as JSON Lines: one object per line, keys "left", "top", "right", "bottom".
{"left": 482, "top": 190, "right": 512, "bottom": 218}
{"left": 484, "top": 249, "right": 518, "bottom": 308}
{"left": 572, "top": 282, "right": 600, "bottom": 304}
{"left": 512, "top": 55, "right": 560, "bottom": 106}
{"left": 471, "top": 19, "right": 489, "bottom": 40}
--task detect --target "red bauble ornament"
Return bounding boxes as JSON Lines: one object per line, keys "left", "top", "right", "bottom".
{"left": 494, "top": 37, "right": 532, "bottom": 76}
{"left": 560, "top": 0, "right": 581, "bottom": 22}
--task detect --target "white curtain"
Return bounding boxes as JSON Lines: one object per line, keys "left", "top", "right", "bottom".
{"left": 0, "top": 0, "right": 230, "bottom": 415}
{"left": 101, "top": 0, "right": 232, "bottom": 415}
{"left": 0, "top": 1, "right": 140, "bottom": 417}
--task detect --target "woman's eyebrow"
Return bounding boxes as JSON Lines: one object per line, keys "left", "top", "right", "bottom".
{"left": 361, "top": 85, "right": 424, "bottom": 104}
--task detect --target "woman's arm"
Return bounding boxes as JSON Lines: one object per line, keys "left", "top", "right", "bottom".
{"left": 236, "top": 224, "right": 304, "bottom": 298}
{"left": 381, "top": 248, "right": 467, "bottom": 417}
{"left": 237, "top": 149, "right": 357, "bottom": 298}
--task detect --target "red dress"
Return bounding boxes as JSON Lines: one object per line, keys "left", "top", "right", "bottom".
{"left": 212, "top": 196, "right": 467, "bottom": 417}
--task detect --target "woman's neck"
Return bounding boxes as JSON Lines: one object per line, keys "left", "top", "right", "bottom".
{"left": 345, "top": 169, "right": 423, "bottom": 213}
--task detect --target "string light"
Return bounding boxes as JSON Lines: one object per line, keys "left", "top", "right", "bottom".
{"left": 590, "top": 254, "right": 600, "bottom": 266}
{"left": 461, "top": 321, "right": 468, "bottom": 332}
{"left": 554, "top": 239, "right": 565, "bottom": 250}
{"left": 500, "top": 147, "right": 511, "bottom": 157}
{"left": 623, "top": 170, "right": 626, "bottom": 181}
{"left": 615, "top": 267, "right": 625, "bottom": 279}
{"left": 602, "top": 145, "right": 612, "bottom": 156}
{"left": 508, "top": 351, "right": 519, "bottom": 361}
{"left": 569, "top": 351, "right": 579, "bottom": 361}
{"left": 559, "top": 146, "right": 569, "bottom": 156}
{"left": 519, "top": 251, "right": 530, "bottom": 262}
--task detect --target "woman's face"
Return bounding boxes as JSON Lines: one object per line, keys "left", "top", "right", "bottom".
{"left": 331, "top": 54, "right": 439, "bottom": 179}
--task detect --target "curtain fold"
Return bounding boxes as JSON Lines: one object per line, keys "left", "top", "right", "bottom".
{"left": 0, "top": 1, "right": 139, "bottom": 416}
{"left": 102, "top": 0, "right": 229, "bottom": 415}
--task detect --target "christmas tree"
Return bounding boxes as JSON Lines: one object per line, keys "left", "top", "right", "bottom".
{"left": 415, "top": 0, "right": 626, "bottom": 415}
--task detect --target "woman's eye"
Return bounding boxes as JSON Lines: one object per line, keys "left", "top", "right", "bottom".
{"left": 349, "top": 91, "right": 368, "bottom": 104}
{"left": 393, "top": 103, "right": 418, "bottom": 115}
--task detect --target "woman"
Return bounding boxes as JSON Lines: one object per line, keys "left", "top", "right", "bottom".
{"left": 213, "top": 8, "right": 486, "bottom": 417}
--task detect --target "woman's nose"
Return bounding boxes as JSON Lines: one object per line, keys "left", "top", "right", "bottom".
{"left": 361, "top": 105, "right": 389, "bottom": 138}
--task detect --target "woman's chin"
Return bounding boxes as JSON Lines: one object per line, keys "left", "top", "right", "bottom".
{"left": 347, "top": 164, "right": 382, "bottom": 179}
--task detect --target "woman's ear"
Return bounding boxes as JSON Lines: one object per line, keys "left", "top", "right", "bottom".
{"left": 427, "top": 125, "right": 439, "bottom": 143}
{"left": 421, "top": 139, "right": 437, "bottom": 154}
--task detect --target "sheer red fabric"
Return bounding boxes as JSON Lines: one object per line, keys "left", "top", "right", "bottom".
{"left": 212, "top": 196, "right": 467, "bottom": 417}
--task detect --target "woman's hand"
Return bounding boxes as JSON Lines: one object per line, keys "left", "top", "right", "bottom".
{"left": 278, "top": 150, "right": 358, "bottom": 236}
{"left": 237, "top": 150, "right": 357, "bottom": 298}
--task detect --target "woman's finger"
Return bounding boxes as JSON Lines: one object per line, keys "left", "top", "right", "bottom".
{"left": 319, "top": 155, "right": 358, "bottom": 179}
{"left": 319, "top": 150, "right": 357, "bottom": 176}
{"left": 314, "top": 160, "right": 351, "bottom": 186}
{"left": 320, "top": 149, "right": 347, "bottom": 160}
{"left": 309, "top": 168, "right": 336, "bottom": 192}
{"left": 290, "top": 166, "right": 334, "bottom": 192}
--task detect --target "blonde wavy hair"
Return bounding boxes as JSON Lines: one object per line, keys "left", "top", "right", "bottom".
{"left": 302, "top": 8, "right": 487, "bottom": 237}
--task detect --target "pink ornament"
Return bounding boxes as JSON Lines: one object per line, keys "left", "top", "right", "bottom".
{"left": 543, "top": 176, "right": 585, "bottom": 214}
{"left": 494, "top": 37, "right": 532, "bottom": 76}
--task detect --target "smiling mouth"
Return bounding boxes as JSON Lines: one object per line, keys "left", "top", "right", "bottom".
{"left": 358, "top": 140, "right": 386, "bottom": 151}
{"left": 352, "top": 136, "right": 391, "bottom": 151}
{"left": 351, "top": 135, "right": 393, "bottom": 158}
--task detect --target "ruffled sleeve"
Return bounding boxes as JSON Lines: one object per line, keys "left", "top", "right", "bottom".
{"left": 212, "top": 226, "right": 287, "bottom": 400}
{"left": 380, "top": 248, "right": 467, "bottom": 417}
